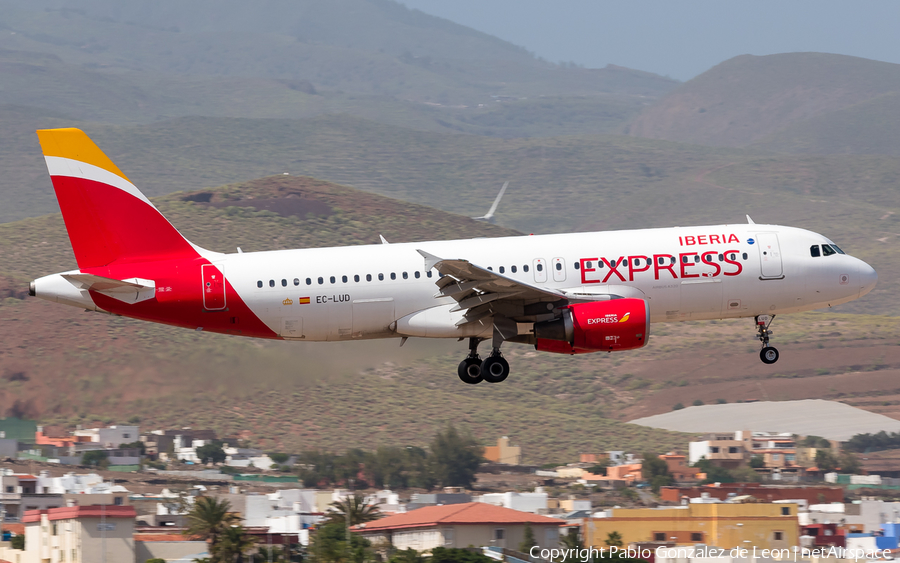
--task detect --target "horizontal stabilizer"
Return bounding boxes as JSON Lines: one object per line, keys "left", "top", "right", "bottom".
{"left": 62, "top": 273, "right": 156, "bottom": 304}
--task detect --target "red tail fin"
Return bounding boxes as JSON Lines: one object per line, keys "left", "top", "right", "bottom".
{"left": 36, "top": 128, "right": 198, "bottom": 269}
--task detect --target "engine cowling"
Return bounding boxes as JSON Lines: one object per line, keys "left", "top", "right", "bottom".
{"left": 534, "top": 298, "right": 650, "bottom": 354}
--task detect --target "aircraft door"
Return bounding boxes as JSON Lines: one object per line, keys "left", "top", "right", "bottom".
{"left": 551, "top": 258, "right": 566, "bottom": 282}
{"left": 201, "top": 264, "right": 226, "bottom": 310}
{"left": 757, "top": 233, "right": 784, "bottom": 279}
{"left": 533, "top": 258, "right": 547, "bottom": 283}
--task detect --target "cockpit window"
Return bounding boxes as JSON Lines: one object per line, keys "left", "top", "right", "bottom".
{"left": 831, "top": 244, "right": 845, "bottom": 255}
{"left": 810, "top": 245, "right": 821, "bottom": 258}
{"left": 822, "top": 244, "right": 836, "bottom": 257}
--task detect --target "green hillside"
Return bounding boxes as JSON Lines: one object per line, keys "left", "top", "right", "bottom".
{"left": 754, "top": 92, "right": 900, "bottom": 156}
{"left": 626, "top": 53, "right": 900, "bottom": 147}
{"left": 0, "top": 176, "right": 689, "bottom": 462}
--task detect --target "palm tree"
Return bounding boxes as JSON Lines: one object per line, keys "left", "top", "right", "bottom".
{"left": 214, "top": 525, "right": 257, "bottom": 563}
{"left": 184, "top": 496, "right": 240, "bottom": 554}
{"left": 325, "top": 493, "right": 382, "bottom": 526}
{"left": 252, "top": 545, "right": 286, "bottom": 563}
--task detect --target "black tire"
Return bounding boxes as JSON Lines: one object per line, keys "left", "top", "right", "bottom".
{"left": 458, "top": 358, "right": 483, "bottom": 385}
{"left": 481, "top": 355, "right": 510, "bottom": 383}
{"left": 760, "top": 346, "right": 779, "bottom": 365}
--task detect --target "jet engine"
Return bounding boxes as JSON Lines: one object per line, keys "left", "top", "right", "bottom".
{"left": 534, "top": 298, "right": 649, "bottom": 354}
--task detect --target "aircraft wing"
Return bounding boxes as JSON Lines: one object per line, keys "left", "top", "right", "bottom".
{"left": 416, "top": 250, "right": 572, "bottom": 341}
{"left": 416, "top": 250, "right": 647, "bottom": 342}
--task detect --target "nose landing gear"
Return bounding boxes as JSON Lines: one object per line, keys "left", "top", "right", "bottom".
{"left": 756, "top": 315, "right": 779, "bottom": 364}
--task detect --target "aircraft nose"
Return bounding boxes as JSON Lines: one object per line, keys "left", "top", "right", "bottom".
{"left": 858, "top": 260, "right": 877, "bottom": 298}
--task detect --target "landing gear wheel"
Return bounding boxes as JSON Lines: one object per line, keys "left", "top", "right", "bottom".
{"left": 457, "top": 357, "right": 483, "bottom": 385}
{"left": 760, "top": 347, "right": 780, "bottom": 365}
{"left": 755, "top": 315, "right": 779, "bottom": 364}
{"left": 481, "top": 355, "right": 510, "bottom": 383}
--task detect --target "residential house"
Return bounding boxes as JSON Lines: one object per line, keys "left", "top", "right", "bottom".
{"left": 584, "top": 502, "right": 799, "bottom": 550}
{"left": 353, "top": 502, "right": 564, "bottom": 552}
{"left": 72, "top": 425, "right": 139, "bottom": 448}
{"left": 484, "top": 436, "right": 522, "bottom": 465}
{"left": 23, "top": 505, "right": 136, "bottom": 563}
{"left": 660, "top": 453, "right": 701, "bottom": 481}
{"left": 659, "top": 483, "right": 842, "bottom": 505}
{"left": 0, "top": 471, "right": 65, "bottom": 522}
{"left": 477, "top": 489, "right": 548, "bottom": 514}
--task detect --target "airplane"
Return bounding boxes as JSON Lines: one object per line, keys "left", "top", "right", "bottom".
{"left": 29, "top": 128, "right": 878, "bottom": 384}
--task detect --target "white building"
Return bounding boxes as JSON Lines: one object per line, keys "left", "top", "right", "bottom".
{"left": 799, "top": 499, "right": 900, "bottom": 533}
{"left": 477, "top": 488, "right": 549, "bottom": 514}
{"left": 72, "top": 425, "right": 139, "bottom": 448}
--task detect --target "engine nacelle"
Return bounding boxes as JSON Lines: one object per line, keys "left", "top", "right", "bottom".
{"left": 534, "top": 298, "right": 650, "bottom": 354}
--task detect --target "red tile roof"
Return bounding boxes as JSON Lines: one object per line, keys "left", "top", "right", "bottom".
{"left": 2, "top": 524, "right": 24, "bottom": 536}
{"left": 354, "top": 502, "right": 564, "bottom": 533}
{"left": 23, "top": 505, "right": 136, "bottom": 523}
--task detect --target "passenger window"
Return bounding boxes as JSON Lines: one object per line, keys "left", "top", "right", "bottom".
{"left": 487, "top": 267, "right": 493, "bottom": 271}
{"left": 556, "top": 263, "right": 562, "bottom": 271}
{"left": 318, "top": 277, "right": 324, "bottom": 285}
{"left": 390, "top": 273, "right": 396, "bottom": 280}
{"left": 269, "top": 280, "right": 275, "bottom": 287}
{"left": 378, "top": 273, "right": 384, "bottom": 281}
{"left": 342, "top": 275, "right": 348, "bottom": 283}
{"left": 694, "top": 255, "right": 700, "bottom": 263}
{"left": 657, "top": 257, "right": 664, "bottom": 265}
{"left": 573, "top": 262, "right": 579, "bottom": 270}
{"left": 257, "top": 281, "right": 263, "bottom": 288}
{"left": 729, "top": 253, "right": 736, "bottom": 260}
{"left": 354, "top": 275, "right": 360, "bottom": 282}
{"left": 511, "top": 265, "right": 517, "bottom": 273}
{"left": 585, "top": 261, "right": 593, "bottom": 268}
{"left": 366, "top": 274, "right": 372, "bottom": 282}
{"left": 499, "top": 266, "right": 505, "bottom": 274}
{"left": 822, "top": 244, "right": 836, "bottom": 256}
{"left": 282, "top": 279, "right": 287, "bottom": 287}
{"left": 402, "top": 272, "right": 408, "bottom": 279}
{"left": 414, "top": 271, "right": 420, "bottom": 279}
{"left": 742, "top": 253, "right": 748, "bottom": 260}
{"left": 633, "top": 258, "right": 639, "bottom": 266}
{"left": 294, "top": 278, "right": 300, "bottom": 286}
{"left": 536, "top": 263, "right": 543, "bottom": 272}
{"left": 427, "top": 271, "right": 433, "bottom": 278}
{"left": 718, "top": 254, "right": 724, "bottom": 261}
{"left": 523, "top": 265, "right": 529, "bottom": 272}
{"left": 670, "top": 257, "right": 676, "bottom": 265}
{"left": 330, "top": 276, "right": 336, "bottom": 284}
{"left": 682, "top": 255, "right": 689, "bottom": 264}
{"left": 306, "top": 278, "right": 312, "bottom": 285}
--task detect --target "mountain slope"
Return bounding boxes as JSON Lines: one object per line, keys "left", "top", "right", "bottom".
{"left": 0, "top": 1, "right": 677, "bottom": 105}
{"left": 753, "top": 92, "right": 900, "bottom": 155}
{"left": 625, "top": 53, "right": 900, "bottom": 147}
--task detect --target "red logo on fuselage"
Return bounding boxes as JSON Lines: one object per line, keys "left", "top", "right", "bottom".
{"left": 580, "top": 238, "right": 744, "bottom": 285}
{"left": 679, "top": 234, "right": 740, "bottom": 246}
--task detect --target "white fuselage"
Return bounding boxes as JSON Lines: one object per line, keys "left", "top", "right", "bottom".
{"left": 214, "top": 223, "right": 876, "bottom": 342}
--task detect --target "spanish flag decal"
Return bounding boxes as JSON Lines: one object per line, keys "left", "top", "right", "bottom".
{"left": 619, "top": 312, "right": 630, "bottom": 323}
{"left": 299, "top": 297, "right": 311, "bottom": 305}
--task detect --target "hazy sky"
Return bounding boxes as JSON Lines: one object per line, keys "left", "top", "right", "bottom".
{"left": 398, "top": 0, "right": 900, "bottom": 81}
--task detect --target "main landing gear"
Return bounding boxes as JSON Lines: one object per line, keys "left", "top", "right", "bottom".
{"left": 755, "top": 314, "right": 779, "bottom": 365}
{"left": 457, "top": 337, "right": 510, "bottom": 384}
